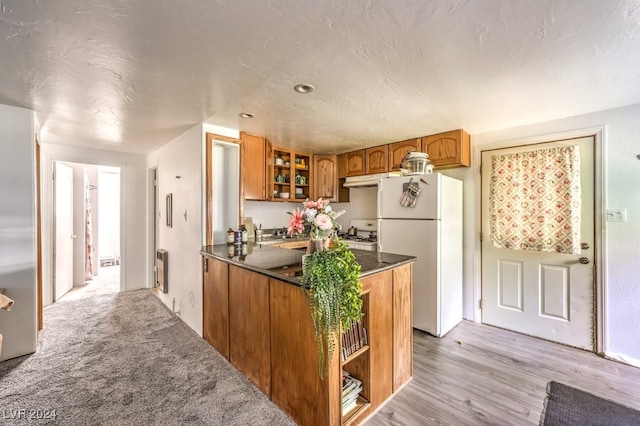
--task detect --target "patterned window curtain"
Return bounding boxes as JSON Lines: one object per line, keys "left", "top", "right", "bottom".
{"left": 489, "top": 145, "right": 581, "bottom": 254}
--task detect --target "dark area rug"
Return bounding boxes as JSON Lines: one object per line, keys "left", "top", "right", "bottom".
{"left": 541, "top": 381, "right": 640, "bottom": 426}
{"left": 0, "top": 289, "right": 295, "bottom": 425}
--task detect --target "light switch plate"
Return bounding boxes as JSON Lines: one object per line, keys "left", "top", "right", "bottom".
{"left": 606, "top": 209, "right": 627, "bottom": 222}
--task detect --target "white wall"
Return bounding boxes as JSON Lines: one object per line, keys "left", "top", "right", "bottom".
{"left": 461, "top": 103, "right": 640, "bottom": 367}
{"left": 147, "top": 125, "right": 204, "bottom": 335}
{"left": 40, "top": 144, "right": 147, "bottom": 306}
{"left": 0, "top": 104, "right": 37, "bottom": 361}
{"left": 243, "top": 186, "right": 378, "bottom": 233}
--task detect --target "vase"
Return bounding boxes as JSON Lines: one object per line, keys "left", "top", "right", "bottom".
{"left": 306, "top": 238, "right": 330, "bottom": 254}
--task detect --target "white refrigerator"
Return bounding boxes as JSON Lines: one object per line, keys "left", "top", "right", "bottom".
{"left": 377, "top": 173, "right": 463, "bottom": 336}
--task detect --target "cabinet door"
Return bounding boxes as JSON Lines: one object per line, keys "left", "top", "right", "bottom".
{"left": 203, "top": 256, "right": 229, "bottom": 359}
{"left": 313, "top": 155, "right": 337, "bottom": 201}
{"left": 389, "top": 138, "right": 421, "bottom": 171}
{"left": 241, "top": 132, "right": 266, "bottom": 200}
{"left": 365, "top": 145, "right": 389, "bottom": 174}
{"left": 229, "top": 265, "right": 271, "bottom": 396}
{"left": 341, "top": 150, "right": 365, "bottom": 177}
{"left": 422, "top": 129, "right": 470, "bottom": 168}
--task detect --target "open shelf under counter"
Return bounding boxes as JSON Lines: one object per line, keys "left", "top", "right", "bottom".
{"left": 342, "top": 396, "right": 371, "bottom": 425}
{"left": 341, "top": 345, "right": 370, "bottom": 367}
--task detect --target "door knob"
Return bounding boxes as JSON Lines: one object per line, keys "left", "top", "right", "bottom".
{"left": 579, "top": 257, "right": 590, "bottom": 265}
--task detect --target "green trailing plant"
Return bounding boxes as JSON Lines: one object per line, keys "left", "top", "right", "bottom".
{"left": 300, "top": 239, "right": 363, "bottom": 378}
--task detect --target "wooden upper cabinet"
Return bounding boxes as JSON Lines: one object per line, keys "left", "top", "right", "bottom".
{"left": 241, "top": 132, "right": 268, "bottom": 200}
{"left": 314, "top": 154, "right": 349, "bottom": 202}
{"left": 340, "top": 150, "right": 366, "bottom": 177}
{"left": 421, "top": 129, "right": 471, "bottom": 168}
{"left": 313, "top": 155, "right": 337, "bottom": 201}
{"left": 365, "top": 146, "right": 389, "bottom": 174}
{"left": 389, "top": 138, "right": 422, "bottom": 171}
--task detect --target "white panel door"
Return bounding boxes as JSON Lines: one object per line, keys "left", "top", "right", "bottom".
{"left": 54, "top": 162, "right": 74, "bottom": 301}
{"left": 481, "top": 136, "right": 595, "bottom": 349}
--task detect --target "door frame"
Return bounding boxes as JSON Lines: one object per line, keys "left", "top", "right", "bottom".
{"left": 473, "top": 126, "right": 606, "bottom": 354}
{"left": 40, "top": 153, "right": 126, "bottom": 306}
{"left": 148, "top": 166, "right": 159, "bottom": 289}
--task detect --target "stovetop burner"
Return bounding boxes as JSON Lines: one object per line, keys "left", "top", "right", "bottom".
{"left": 341, "top": 234, "right": 377, "bottom": 243}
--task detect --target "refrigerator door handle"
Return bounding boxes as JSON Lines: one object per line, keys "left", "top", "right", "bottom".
{"left": 377, "top": 189, "right": 383, "bottom": 218}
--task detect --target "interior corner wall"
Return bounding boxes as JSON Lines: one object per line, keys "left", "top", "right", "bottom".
{"left": 0, "top": 104, "right": 37, "bottom": 361}
{"left": 467, "top": 103, "right": 640, "bottom": 367}
{"left": 147, "top": 124, "right": 204, "bottom": 336}
{"left": 40, "top": 144, "right": 147, "bottom": 307}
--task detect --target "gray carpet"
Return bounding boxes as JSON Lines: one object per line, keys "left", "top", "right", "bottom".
{"left": 541, "top": 381, "right": 640, "bottom": 426}
{"left": 0, "top": 289, "right": 295, "bottom": 425}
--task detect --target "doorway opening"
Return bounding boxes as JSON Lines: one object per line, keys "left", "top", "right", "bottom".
{"left": 53, "top": 162, "right": 121, "bottom": 302}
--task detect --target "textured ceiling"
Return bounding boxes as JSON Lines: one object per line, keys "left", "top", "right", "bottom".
{"left": 1, "top": 0, "right": 639, "bottom": 154}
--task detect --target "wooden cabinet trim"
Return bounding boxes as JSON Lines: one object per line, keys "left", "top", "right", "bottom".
{"left": 206, "top": 132, "right": 240, "bottom": 246}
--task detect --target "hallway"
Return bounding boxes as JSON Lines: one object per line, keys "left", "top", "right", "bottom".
{"left": 58, "top": 265, "right": 120, "bottom": 302}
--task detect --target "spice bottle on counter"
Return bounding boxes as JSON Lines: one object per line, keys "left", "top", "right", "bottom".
{"left": 241, "top": 225, "right": 248, "bottom": 243}
{"left": 226, "top": 228, "right": 235, "bottom": 245}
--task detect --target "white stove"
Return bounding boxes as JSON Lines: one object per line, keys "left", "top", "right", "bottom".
{"left": 341, "top": 219, "right": 378, "bottom": 251}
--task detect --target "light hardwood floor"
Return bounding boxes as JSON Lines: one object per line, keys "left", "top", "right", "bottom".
{"left": 367, "top": 320, "right": 640, "bottom": 425}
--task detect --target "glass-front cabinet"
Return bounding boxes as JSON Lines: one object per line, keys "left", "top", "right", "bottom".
{"left": 270, "top": 147, "right": 312, "bottom": 202}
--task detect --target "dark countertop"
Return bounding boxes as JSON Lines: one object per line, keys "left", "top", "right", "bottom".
{"left": 201, "top": 242, "right": 415, "bottom": 286}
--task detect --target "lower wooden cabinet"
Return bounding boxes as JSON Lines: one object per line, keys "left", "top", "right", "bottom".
{"left": 270, "top": 277, "right": 337, "bottom": 425}
{"left": 202, "top": 255, "right": 413, "bottom": 426}
{"left": 392, "top": 263, "right": 413, "bottom": 390}
{"left": 228, "top": 265, "right": 271, "bottom": 396}
{"left": 203, "top": 257, "right": 229, "bottom": 359}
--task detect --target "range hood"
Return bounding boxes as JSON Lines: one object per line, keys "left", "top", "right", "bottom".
{"left": 343, "top": 171, "right": 401, "bottom": 188}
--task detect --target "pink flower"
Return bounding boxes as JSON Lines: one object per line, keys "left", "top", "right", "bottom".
{"left": 314, "top": 213, "right": 333, "bottom": 231}
{"left": 315, "top": 197, "right": 328, "bottom": 209}
{"left": 287, "top": 208, "right": 305, "bottom": 235}
{"left": 303, "top": 199, "right": 317, "bottom": 209}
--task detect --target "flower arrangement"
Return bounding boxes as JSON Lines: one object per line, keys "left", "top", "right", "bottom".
{"left": 287, "top": 198, "right": 345, "bottom": 241}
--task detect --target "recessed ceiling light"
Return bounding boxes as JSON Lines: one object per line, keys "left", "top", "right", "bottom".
{"left": 239, "top": 112, "right": 254, "bottom": 119}
{"left": 294, "top": 84, "right": 314, "bottom": 94}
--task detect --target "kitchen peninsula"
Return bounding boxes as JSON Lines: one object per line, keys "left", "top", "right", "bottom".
{"left": 201, "top": 243, "right": 415, "bottom": 426}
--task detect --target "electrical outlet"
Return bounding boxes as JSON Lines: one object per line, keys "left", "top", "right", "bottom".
{"left": 606, "top": 209, "right": 627, "bottom": 222}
